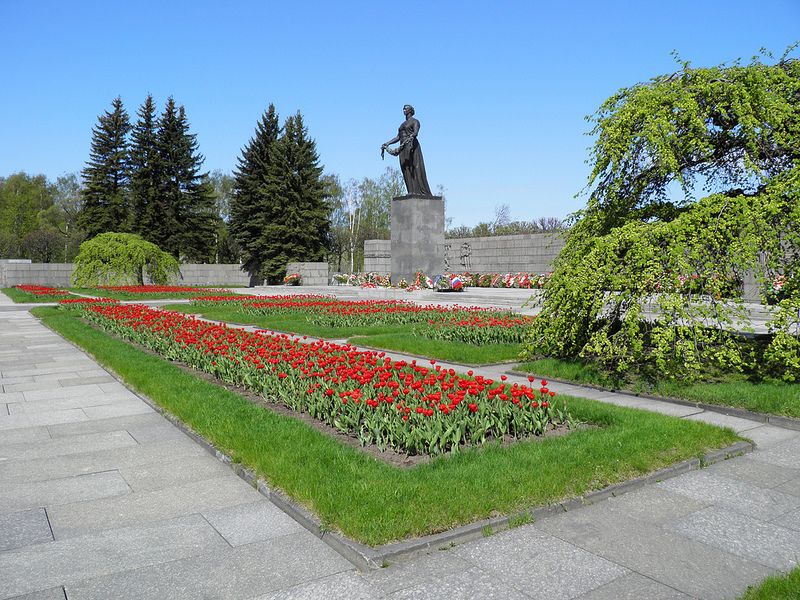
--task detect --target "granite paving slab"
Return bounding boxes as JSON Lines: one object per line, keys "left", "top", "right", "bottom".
{"left": 776, "top": 477, "right": 800, "bottom": 498}
{"left": 7, "top": 588, "right": 67, "bottom": 600}
{"left": 0, "top": 430, "right": 137, "bottom": 462}
{"left": 0, "top": 509, "right": 53, "bottom": 551}
{"left": 251, "top": 571, "right": 379, "bottom": 600}
{"left": 7, "top": 394, "right": 134, "bottom": 415}
{"left": 572, "top": 573, "right": 691, "bottom": 600}
{"left": 0, "top": 513, "right": 229, "bottom": 599}
{"left": 0, "top": 439, "right": 207, "bottom": 484}
{"left": 202, "top": 500, "right": 304, "bottom": 546}
{"left": 656, "top": 469, "right": 800, "bottom": 520}
{"left": 452, "top": 526, "right": 627, "bottom": 600}
{"left": 21, "top": 384, "right": 108, "bottom": 402}
{"left": 80, "top": 401, "right": 154, "bottom": 419}
{"left": 772, "top": 506, "right": 800, "bottom": 532}
{"left": 705, "top": 455, "right": 800, "bottom": 488}
{"left": 60, "top": 533, "right": 352, "bottom": 600}
{"left": 364, "top": 550, "right": 472, "bottom": 596}
{"left": 118, "top": 455, "right": 231, "bottom": 493}
{"left": 386, "top": 566, "right": 533, "bottom": 600}
{"left": 555, "top": 516, "right": 773, "bottom": 600}
{"left": 47, "top": 475, "right": 261, "bottom": 539}
{"left": 742, "top": 425, "right": 800, "bottom": 448}
{"left": 667, "top": 505, "right": 800, "bottom": 570}
{"left": 0, "top": 471, "right": 130, "bottom": 512}
{"left": 747, "top": 436, "right": 800, "bottom": 469}
{"left": 44, "top": 412, "right": 169, "bottom": 439}
{"left": 0, "top": 426, "right": 50, "bottom": 446}
{"left": 0, "top": 408, "right": 88, "bottom": 431}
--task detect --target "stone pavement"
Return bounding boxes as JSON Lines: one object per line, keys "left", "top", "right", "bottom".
{"left": 1, "top": 296, "right": 799, "bottom": 599}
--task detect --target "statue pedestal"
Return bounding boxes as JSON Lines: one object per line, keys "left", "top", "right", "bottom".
{"left": 391, "top": 195, "right": 444, "bottom": 283}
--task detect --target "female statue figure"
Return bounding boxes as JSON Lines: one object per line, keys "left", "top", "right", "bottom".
{"left": 381, "top": 105, "right": 433, "bottom": 196}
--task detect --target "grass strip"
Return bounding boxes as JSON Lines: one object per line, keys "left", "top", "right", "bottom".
{"left": 348, "top": 333, "right": 521, "bottom": 365}
{"left": 163, "top": 303, "right": 409, "bottom": 338}
{"left": 34, "top": 306, "right": 742, "bottom": 546}
{"left": 517, "top": 358, "right": 800, "bottom": 419}
{"left": 738, "top": 566, "right": 800, "bottom": 599}
{"left": 71, "top": 287, "right": 232, "bottom": 301}
{"left": 1, "top": 287, "right": 71, "bottom": 303}
{"left": 166, "top": 303, "right": 523, "bottom": 364}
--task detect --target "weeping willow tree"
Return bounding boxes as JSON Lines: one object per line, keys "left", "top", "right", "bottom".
{"left": 522, "top": 46, "right": 800, "bottom": 381}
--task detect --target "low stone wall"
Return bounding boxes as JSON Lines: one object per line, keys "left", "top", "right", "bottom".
{"left": 0, "top": 260, "right": 251, "bottom": 287}
{"left": 285, "top": 262, "right": 329, "bottom": 286}
{"left": 0, "top": 260, "right": 74, "bottom": 288}
{"left": 363, "top": 233, "right": 565, "bottom": 275}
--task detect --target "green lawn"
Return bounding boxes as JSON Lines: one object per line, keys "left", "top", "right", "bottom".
{"left": 349, "top": 333, "right": 521, "bottom": 365}
{"left": 34, "top": 306, "right": 743, "bottom": 546}
{"left": 738, "top": 566, "right": 800, "bottom": 599}
{"left": 71, "top": 287, "right": 233, "bottom": 301}
{"left": 517, "top": 358, "right": 800, "bottom": 419}
{"left": 165, "top": 303, "right": 522, "bottom": 364}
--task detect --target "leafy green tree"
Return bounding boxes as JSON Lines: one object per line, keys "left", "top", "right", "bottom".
{"left": 523, "top": 47, "right": 800, "bottom": 381}
{"left": 151, "top": 98, "right": 218, "bottom": 262}
{"left": 22, "top": 228, "right": 62, "bottom": 263}
{"left": 327, "top": 167, "right": 404, "bottom": 272}
{"left": 0, "top": 172, "right": 54, "bottom": 258}
{"left": 259, "top": 112, "right": 329, "bottom": 282}
{"left": 71, "top": 232, "right": 179, "bottom": 286}
{"left": 78, "top": 97, "right": 131, "bottom": 238}
{"left": 129, "top": 94, "right": 161, "bottom": 238}
{"left": 230, "top": 104, "right": 284, "bottom": 282}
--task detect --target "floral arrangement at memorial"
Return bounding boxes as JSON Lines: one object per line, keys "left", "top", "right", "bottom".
{"left": 283, "top": 273, "right": 301, "bottom": 286}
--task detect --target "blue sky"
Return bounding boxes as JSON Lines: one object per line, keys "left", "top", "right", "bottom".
{"left": 1, "top": 0, "right": 797, "bottom": 227}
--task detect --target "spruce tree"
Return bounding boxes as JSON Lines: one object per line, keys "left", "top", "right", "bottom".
{"left": 261, "top": 112, "right": 330, "bottom": 282}
{"left": 128, "top": 95, "right": 161, "bottom": 237}
{"left": 230, "top": 104, "right": 284, "bottom": 281}
{"left": 153, "top": 98, "right": 218, "bottom": 261}
{"left": 78, "top": 97, "right": 131, "bottom": 238}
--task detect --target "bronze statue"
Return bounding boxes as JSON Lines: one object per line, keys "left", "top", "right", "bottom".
{"left": 381, "top": 105, "right": 433, "bottom": 196}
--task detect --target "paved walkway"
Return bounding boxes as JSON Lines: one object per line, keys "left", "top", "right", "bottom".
{"left": 1, "top": 294, "right": 799, "bottom": 599}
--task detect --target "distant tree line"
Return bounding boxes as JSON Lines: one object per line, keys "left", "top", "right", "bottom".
{"left": 446, "top": 204, "right": 564, "bottom": 239}
{"left": 2, "top": 98, "right": 564, "bottom": 276}
{"left": 78, "top": 95, "right": 221, "bottom": 262}
{"left": 230, "top": 104, "right": 330, "bottom": 284}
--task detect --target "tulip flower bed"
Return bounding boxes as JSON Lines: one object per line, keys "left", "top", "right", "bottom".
{"left": 3, "top": 285, "right": 73, "bottom": 302}
{"left": 74, "top": 302, "right": 569, "bottom": 455}
{"left": 417, "top": 314, "right": 537, "bottom": 345}
{"left": 241, "top": 297, "right": 515, "bottom": 330}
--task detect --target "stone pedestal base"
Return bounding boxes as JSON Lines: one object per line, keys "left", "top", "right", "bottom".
{"left": 391, "top": 195, "right": 444, "bottom": 283}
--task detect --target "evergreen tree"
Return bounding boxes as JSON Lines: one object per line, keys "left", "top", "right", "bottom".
{"left": 78, "top": 97, "right": 131, "bottom": 238}
{"left": 260, "top": 112, "right": 329, "bottom": 282}
{"left": 128, "top": 94, "right": 161, "bottom": 237}
{"left": 230, "top": 104, "right": 284, "bottom": 281}
{"left": 153, "top": 98, "right": 218, "bottom": 261}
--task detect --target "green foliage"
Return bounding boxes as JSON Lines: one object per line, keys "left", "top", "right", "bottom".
{"left": 230, "top": 105, "right": 330, "bottom": 283}
{"left": 328, "top": 167, "right": 404, "bottom": 272}
{"left": 0, "top": 172, "right": 55, "bottom": 258}
{"left": 129, "top": 94, "right": 160, "bottom": 239}
{"left": 523, "top": 49, "right": 800, "bottom": 382}
{"left": 151, "top": 98, "right": 219, "bottom": 262}
{"left": 78, "top": 95, "right": 220, "bottom": 262}
{"left": 71, "top": 232, "right": 179, "bottom": 286}
{"left": 78, "top": 97, "right": 131, "bottom": 238}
